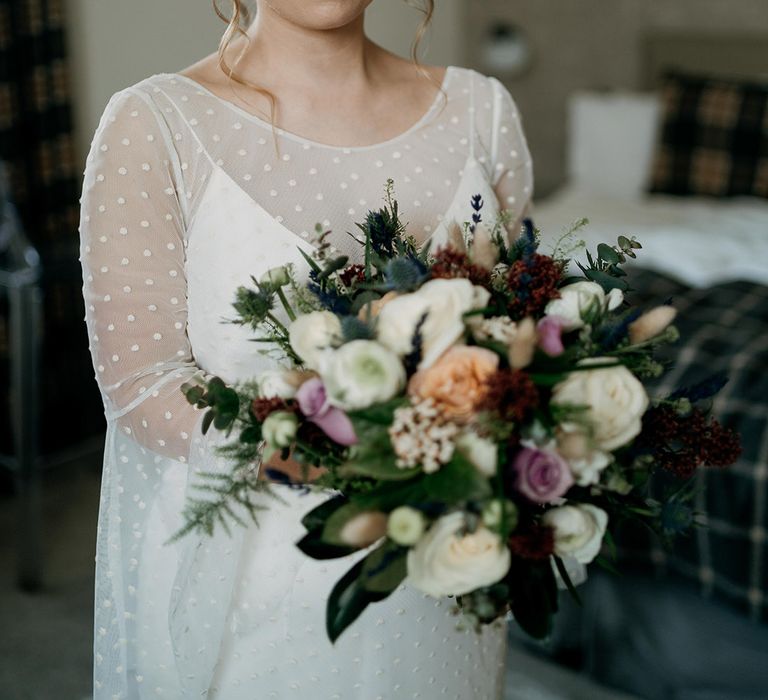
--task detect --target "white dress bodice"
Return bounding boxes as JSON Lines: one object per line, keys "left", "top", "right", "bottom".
{"left": 79, "top": 66, "right": 533, "bottom": 699}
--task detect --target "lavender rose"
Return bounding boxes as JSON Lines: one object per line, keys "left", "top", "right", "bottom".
{"left": 512, "top": 446, "right": 574, "bottom": 503}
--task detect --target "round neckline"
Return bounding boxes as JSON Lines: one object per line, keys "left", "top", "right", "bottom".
{"left": 161, "top": 66, "right": 455, "bottom": 152}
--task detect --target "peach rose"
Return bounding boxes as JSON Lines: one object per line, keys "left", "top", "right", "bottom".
{"left": 408, "top": 345, "right": 499, "bottom": 422}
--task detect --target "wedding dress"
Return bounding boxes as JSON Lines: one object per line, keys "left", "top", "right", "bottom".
{"left": 79, "top": 65, "right": 533, "bottom": 699}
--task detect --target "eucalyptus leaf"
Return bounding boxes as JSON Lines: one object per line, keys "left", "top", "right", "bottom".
{"left": 597, "top": 243, "right": 620, "bottom": 265}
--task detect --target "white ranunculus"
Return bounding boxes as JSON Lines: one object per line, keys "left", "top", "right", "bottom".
{"left": 406, "top": 512, "right": 511, "bottom": 597}
{"left": 261, "top": 411, "right": 298, "bottom": 452}
{"left": 542, "top": 504, "right": 608, "bottom": 565}
{"left": 257, "top": 369, "right": 299, "bottom": 399}
{"left": 376, "top": 278, "right": 485, "bottom": 370}
{"left": 259, "top": 265, "right": 290, "bottom": 288}
{"left": 288, "top": 311, "right": 341, "bottom": 370}
{"left": 319, "top": 340, "right": 405, "bottom": 410}
{"left": 552, "top": 360, "right": 649, "bottom": 451}
{"left": 456, "top": 431, "right": 498, "bottom": 477}
{"left": 545, "top": 281, "right": 624, "bottom": 332}
{"left": 469, "top": 316, "right": 519, "bottom": 345}
{"left": 387, "top": 506, "right": 426, "bottom": 546}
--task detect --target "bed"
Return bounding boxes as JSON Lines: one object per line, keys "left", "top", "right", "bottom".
{"left": 526, "top": 32, "right": 768, "bottom": 700}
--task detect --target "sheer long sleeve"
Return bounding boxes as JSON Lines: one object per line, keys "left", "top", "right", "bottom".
{"left": 488, "top": 77, "right": 535, "bottom": 238}
{"left": 79, "top": 88, "right": 206, "bottom": 463}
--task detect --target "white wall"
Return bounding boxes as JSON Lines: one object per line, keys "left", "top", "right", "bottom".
{"left": 66, "top": 0, "right": 464, "bottom": 163}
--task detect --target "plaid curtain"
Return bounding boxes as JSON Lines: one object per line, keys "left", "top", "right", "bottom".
{"left": 0, "top": 0, "right": 103, "bottom": 455}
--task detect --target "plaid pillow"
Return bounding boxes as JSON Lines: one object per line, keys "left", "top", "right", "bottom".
{"left": 649, "top": 71, "right": 768, "bottom": 198}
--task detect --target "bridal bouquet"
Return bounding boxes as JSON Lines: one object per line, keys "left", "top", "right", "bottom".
{"left": 179, "top": 180, "right": 740, "bottom": 641}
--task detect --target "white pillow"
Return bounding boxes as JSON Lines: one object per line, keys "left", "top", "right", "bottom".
{"left": 567, "top": 91, "right": 662, "bottom": 199}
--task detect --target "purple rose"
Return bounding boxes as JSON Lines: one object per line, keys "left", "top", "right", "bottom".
{"left": 513, "top": 446, "right": 574, "bottom": 503}
{"left": 296, "top": 377, "right": 357, "bottom": 446}
{"left": 537, "top": 317, "right": 566, "bottom": 357}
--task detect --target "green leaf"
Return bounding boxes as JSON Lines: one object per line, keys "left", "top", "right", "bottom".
{"left": 340, "top": 420, "right": 420, "bottom": 481}
{"left": 239, "top": 426, "right": 262, "bottom": 444}
{"left": 348, "top": 398, "right": 408, "bottom": 425}
{"left": 584, "top": 268, "right": 629, "bottom": 292}
{"left": 201, "top": 410, "right": 215, "bottom": 435}
{"left": 297, "top": 246, "right": 322, "bottom": 274}
{"left": 597, "top": 243, "right": 620, "bottom": 265}
{"left": 553, "top": 556, "right": 583, "bottom": 606}
{"left": 360, "top": 542, "right": 407, "bottom": 594}
{"left": 301, "top": 495, "right": 350, "bottom": 532}
{"left": 350, "top": 479, "right": 428, "bottom": 512}
{"left": 326, "top": 558, "right": 390, "bottom": 643}
{"left": 508, "top": 557, "right": 558, "bottom": 639}
{"left": 423, "top": 453, "right": 492, "bottom": 504}
{"left": 296, "top": 528, "right": 358, "bottom": 560}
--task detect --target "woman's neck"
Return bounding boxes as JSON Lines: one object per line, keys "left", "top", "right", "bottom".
{"left": 232, "top": 9, "right": 383, "bottom": 95}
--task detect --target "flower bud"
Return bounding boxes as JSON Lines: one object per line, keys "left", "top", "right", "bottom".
{"left": 261, "top": 411, "right": 298, "bottom": 452}
{"left": 446, "top": 220, "right": 467, "bottom": 253}
{"left": 508, "top": 317, "right": 537, "bottom": 369}
{"left": 469, "top": 223, "right": 499, "bottom": 271}
{"left": 628, "top": 306, "right": 677, "bottom": 344}
{"left": 339, "top": 511, "right": 388, "bottom": 547}
{"left": 481, "top": 499, "right": 519, "bottom": 531}
{"left": 259, "top": 265, "right": 291, "bottom": 288}
{"left": 387, "top": 506, "right": 426, "bottom": 546}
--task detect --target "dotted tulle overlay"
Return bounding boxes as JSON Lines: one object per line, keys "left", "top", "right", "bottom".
{"left": 79, "top": 66, "right": 532, "bottom": 699}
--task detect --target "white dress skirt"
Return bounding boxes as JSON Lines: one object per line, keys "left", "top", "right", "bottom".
{"left": 79, "top": 66, "right": 533, "bottom": 699}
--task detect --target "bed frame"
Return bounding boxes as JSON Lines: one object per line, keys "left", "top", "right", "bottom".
{"left": 643, "top": 32, "right": 768, "bottom": 87}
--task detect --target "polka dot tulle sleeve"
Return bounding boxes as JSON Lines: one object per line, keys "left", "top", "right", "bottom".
{"left": 79, "top": 88, "right": 207, "bottom": 463}
{"left": 488, "top": 77, "right": 534, "bottom": 237}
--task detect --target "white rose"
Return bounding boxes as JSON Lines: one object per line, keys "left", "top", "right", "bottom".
{"left": 387, "top": 506, "right": 426, "bottom": 546}
{"left": 545, "top": 281, "right": 624, "bottom": 332}
{"left": 542, "top": 504, "right": 608, "bottom": 565}
{"left": 319, "top": 340, "right": 405, "bottom": 410}
{"left": 376, "top": 278, "right": 486, "bottom": 369}
{"left": 552, "top": 360, "right": 649, "bottom": 451}
{"left": 258, "top": 369, "right": 298, "bottom": 399}
{"left": 406, "top": 512, "right": 511, "bottom": 597}
{"left": 456, "top": 431, "right": 498, "bottom": 477}
{"left": 288, "top": 311, "right": 341, "bottom": 370}
{"left": 261, "top": 411, "right": 298, "bottom": 452}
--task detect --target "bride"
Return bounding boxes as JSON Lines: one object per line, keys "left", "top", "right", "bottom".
{"left": 78, "top": 1, "right": 533, "bottom": 697}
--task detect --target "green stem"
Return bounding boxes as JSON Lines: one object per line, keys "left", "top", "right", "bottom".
{"left": 276, "top": 287, "right": 297, "bottom": 322}
{"left": 265, "top": 312, "right": 289, "bottom": 338}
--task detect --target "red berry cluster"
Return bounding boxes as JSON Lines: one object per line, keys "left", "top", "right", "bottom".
{"left": 506, "top": 254, "right": 563, "bottom": 319}
{"left": 508, "top": 524, "right": 555, "bottom": 560}
{"left": 639, "top": 405, "right": 742, "bottom": 478}
{"left": 482, "top": 369, "right": 540, "bottom": 424}
{"left": 338, "top": 264, "right": 366, "bottom": 288}
{"left": 250, "top": 397, "right": 295, "bottom": 422}
{"left": 430, "top": 246, "right": 491, "bottom": 287}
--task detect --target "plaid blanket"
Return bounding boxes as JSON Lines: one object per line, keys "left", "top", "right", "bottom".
{"left": 616, "top": 267, "right": 768, "bottom": 623}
